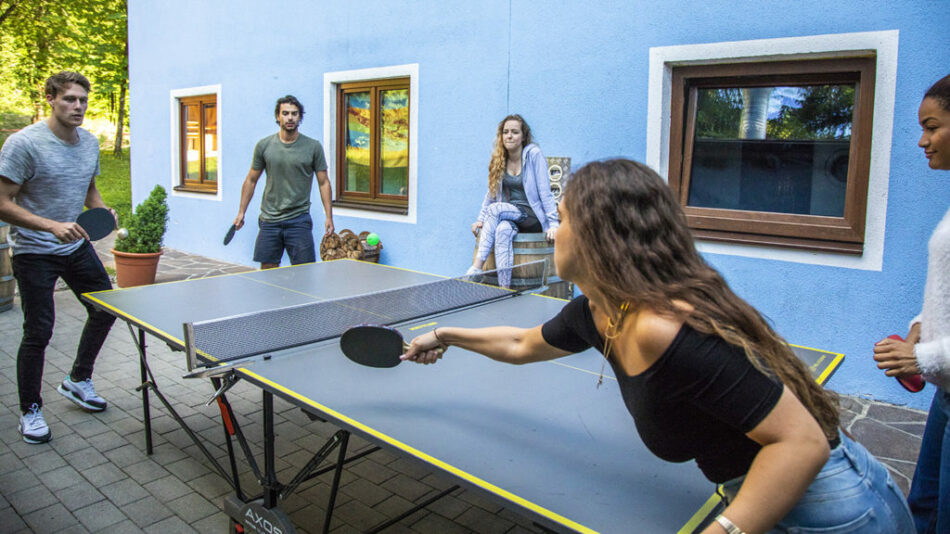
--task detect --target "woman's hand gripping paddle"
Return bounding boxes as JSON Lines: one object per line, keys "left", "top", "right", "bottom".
{"left": 76, "top": 207, "right": 116, "bottom": 241}
{"left": 886, "top": 335, "right": 926, "bottom": 393}
{"left": 340, "top": 325, "right": 443, "bottom": 368}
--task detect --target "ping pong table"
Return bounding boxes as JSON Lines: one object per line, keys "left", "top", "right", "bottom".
{"left": 83, "top": 259, "right": 843, "bottom": 533}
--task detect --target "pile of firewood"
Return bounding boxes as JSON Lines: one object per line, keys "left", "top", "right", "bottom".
{"left": 320, "top": 229, "right": 382, "bottom": 262}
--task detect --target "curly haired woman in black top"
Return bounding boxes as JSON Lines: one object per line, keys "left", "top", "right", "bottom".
{"left": 404, "top": 159, "right": 913, "bottom": 533}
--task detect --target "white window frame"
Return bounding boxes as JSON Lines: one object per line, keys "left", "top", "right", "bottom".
{"left": 646, "top": 30, "right": 898, "bottom": 271}
{"left": 324, "top": 64, "right": 419, "bottom": 224}
{"left": 169, "top": 84, "right": 223, "bottom": 202}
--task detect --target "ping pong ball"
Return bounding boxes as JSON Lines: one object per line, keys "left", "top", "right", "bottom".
{"left": 117, "top": 228, "right": 129, "bottom": 239}
{"left": 366, "top": 233, "right": 379, "bottom": 246}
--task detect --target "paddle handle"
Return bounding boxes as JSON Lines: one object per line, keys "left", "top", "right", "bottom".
{"left": 402, "top": 341, "right": 445, "bottom": 355}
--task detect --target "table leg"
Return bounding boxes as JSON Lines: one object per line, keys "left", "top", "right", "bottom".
{"left": 134, "top": 326, "right": 153, "bottom": 455}
{"left": 263, "top": 391, "right": 278, "bottom": 509}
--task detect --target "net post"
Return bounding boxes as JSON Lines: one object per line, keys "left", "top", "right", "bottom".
{"left": 183, "top": 322, "right": 198, "bottom": 371}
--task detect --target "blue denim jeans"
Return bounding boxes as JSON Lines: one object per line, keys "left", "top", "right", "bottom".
{"left": 722, "top": 433, "right": 914, "bottom": 533}
{"left": 908, "top": 389, "right": 950, "bottom": 533}
{"left": 253, "top": 212, "right": 316, "bottom": 266}
{"left": 12, "top": 241, "right": 115, "bottom": 412}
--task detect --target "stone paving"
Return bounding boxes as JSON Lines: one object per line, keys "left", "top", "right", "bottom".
{"left": 0, "top": 236, "right": 931, "bottom": 533}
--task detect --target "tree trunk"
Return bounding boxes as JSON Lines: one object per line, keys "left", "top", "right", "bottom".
{"left": 113, "top": 82, "right": 126, "bottom": 156}
{"left": 113, "top": 27, "right": 129, "bottom": 156}
{"left": 29, "top": 3, "right": 50, "bottom": 123}
{"left": 739, "top": 88, "right": 771, "bottom": 140}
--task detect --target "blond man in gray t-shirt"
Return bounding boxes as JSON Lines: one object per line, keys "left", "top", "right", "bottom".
{"left": 0, "top": 72, "right": 117, "bottom": 444}
{"left": 233, "top": 95, "right": 335, "bottom": 269}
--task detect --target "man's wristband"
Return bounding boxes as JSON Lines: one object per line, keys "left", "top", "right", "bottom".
{"left": 714, "top": 515, "right": 746, "bottom": 534}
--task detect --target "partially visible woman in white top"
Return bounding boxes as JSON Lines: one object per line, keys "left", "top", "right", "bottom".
{"left": 874, "top": 72, "right": 950, "bottom": 534}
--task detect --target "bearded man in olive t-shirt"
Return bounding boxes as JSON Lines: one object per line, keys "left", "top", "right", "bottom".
{"left": 233, "top": 95, "right": 335, "bottom": 269}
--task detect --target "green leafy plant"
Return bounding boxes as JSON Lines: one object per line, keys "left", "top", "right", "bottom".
{"left": 113, "top": 185, "right": 168, "bottom": 253}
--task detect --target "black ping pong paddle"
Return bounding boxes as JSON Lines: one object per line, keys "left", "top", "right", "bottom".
{"left": 223, "top": 224, "right": 237, "bottom": 245}
{"left": 76, "top": 207, "right": 116, "bottom": 241}
{"left": 340, "top": 325, "right": 443, "bottom": 368}
{"left": 886, "top": 335, "right": 925, "bottom": 393}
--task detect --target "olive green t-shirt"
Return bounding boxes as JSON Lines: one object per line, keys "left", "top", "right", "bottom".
{"left": 251, "top": 133, "right": 328, "bottom": 222}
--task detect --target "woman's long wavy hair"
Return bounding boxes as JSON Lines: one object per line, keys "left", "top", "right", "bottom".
{"left": 488, "top": 114, "right": 533, "bottom": 196}
{"left": 563, "top": 159, "right": 840, "bottom": 439}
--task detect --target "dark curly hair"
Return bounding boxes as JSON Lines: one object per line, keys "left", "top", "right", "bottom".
{"left": 924, "top": 74, "right": 950, "bottom": 111}
{"left": 274, "top": 95, "right": 304, "bottom": 121}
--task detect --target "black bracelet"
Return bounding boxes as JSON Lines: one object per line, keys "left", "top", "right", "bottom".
{"left": 432, "top": 328, "right": 447, "bottom": 347}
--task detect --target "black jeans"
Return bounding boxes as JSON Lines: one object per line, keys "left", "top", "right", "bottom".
{"left": 12, "top": 241, "right": 115, "bottom": 412}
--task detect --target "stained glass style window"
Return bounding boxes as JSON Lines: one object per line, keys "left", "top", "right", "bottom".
{"left": 336, "top": 78, "right": 409, "bottom": 211}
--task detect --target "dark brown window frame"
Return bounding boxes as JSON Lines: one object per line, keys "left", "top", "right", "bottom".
{"left": 667, "top": 56, "right": 876, "bottom": 254}
{"left": 334, "top": 78, "right": 410, "bottom": 214}
{"left": 175, "top": 94, "right": 218, "bottom": 194}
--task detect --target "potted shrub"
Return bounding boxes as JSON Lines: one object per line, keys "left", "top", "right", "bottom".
{"left": 111, "top": 185, "right": 169, "bottom": 287}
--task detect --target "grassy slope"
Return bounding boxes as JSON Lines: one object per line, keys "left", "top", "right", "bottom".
{"left": 97, "top": 149, "right": 132, "bottom": 224}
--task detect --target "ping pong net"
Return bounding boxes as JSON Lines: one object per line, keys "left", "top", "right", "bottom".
{"left": 183, "top": 260, "right": 549, "bottom": 372}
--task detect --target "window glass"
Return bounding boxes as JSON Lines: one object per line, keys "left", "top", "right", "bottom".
{"left": 378, "top": 89, "right": 409, "bottom": 196}
{"left": 183, "top": 103, "right": 200, "bottom": 182}
{"left": 688, "top": 85, "right": 853, "bottom": 217}
{"left": 344, "top": 91, "right": 371, "bottom": 194}
{"left": 203, "top": 103, "right": 217, "bottom": 183}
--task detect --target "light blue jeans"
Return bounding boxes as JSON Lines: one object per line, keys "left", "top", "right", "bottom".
{"left": 907, "top": 389, "right": 950, "bottom": 533}
{"left": 722, "top": 433, "right": 914, "bottom": 533}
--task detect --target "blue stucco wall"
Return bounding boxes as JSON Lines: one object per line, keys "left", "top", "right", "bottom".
{"left": 127, "top": 0, "right": 950, "bottom": 409}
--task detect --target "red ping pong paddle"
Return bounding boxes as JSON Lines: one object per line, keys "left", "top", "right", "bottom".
{"left": 340, "top": 325, "right": 443, "bottom": 368}
{"left": 223, "top": 224, "right": 237, "bottom": 245}
{"left": 886, "top": 335, "right": 925, "bottom": 393}
{"left": 77, "top": 207, "right": 116, "bottom": 241}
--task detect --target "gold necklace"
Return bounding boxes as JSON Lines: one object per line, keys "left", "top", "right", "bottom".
{"left": 598, "top": 302, "right": 629, "bottom": 388}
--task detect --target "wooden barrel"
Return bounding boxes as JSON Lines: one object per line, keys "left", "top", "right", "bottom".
{"left": 472, "top": 232, "right": 574, "bottom": 299}
{"left": 0, "top": 222, "right": 13, "bottom": 312}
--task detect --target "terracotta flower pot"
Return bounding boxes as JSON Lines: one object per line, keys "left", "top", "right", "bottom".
{"left": 111, "top": 249, "right": 163, "bottom": 287}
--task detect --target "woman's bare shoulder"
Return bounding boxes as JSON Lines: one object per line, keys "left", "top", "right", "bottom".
{"left": 633, "top": 307, "right": 686, "bottom": 361}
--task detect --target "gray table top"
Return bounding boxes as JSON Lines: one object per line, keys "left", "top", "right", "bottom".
{"left": 84, "top": 260, "right": 842, "bottom": 533}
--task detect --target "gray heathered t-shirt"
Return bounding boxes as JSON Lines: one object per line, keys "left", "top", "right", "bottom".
{"left": 0, "top": 121, "right": 101, "bottom": 255}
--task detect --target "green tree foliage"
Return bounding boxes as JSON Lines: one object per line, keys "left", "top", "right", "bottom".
{"left": 0, "top": 0, "right": 128, "bottom": 152}
{"left": 114, "top": 185, "right": 168, "bottom": 254}
{"left": 767, "top": 85, "right": 853, "bottom": 140}
{"left": 0, "top": 1, "right": 18, "bottom": 26}
{"left": 695, "top": 89, "right": 743, "bottom": 139}
{"left": 694, "top": 85, "right": 854, "bottom": 141}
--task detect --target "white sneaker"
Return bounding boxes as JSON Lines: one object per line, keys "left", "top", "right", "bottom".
{"left": 19, "top": 404, "right": 51, "bottom": 444}
{"left": 58, "top": 377, "right": 107, "bottom": 412}
{"left": 465, "top": 266, "right": 483, "bottom": 276}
